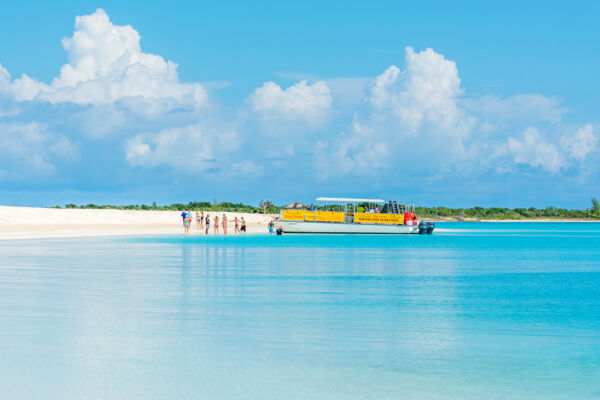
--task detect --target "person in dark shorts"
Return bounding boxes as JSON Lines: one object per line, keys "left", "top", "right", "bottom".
{"left": 196, "top": 212, "right": 202, "bottom": 230}
{"left": 205, "top": 214, "right": 210, "bottom": 235}
{"left": 241, "top": 217, "right": 246, "bottom": 233}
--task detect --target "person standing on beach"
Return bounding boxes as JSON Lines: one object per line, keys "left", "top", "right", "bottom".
{"left": 181, "top": 210, "right": 187, "bottom": 226}
{"left": 214, "top": 215, "right": 219, "bottom": 234}
{"left": 199, "top": 211, "right": 204, "bottom": 230}
{"left": 184, "top": 213, "right": 191, "bottom": 233}
{"left": 205, "top": 214, "right": 210, "bottom": 235}
{"left": 196, "top": 212, "right": 202, "bottom": 230}
{"left": 241, "top": 217, "right": 246, "bottom": 234}
{"left": 234, "top": 217, "right": 240, "bottom": 233}
{"left": 268, "top": 221, "right": 274, "bottom": 234}
{"left": 222, "top": 214, "right": 228, "bottom": 235}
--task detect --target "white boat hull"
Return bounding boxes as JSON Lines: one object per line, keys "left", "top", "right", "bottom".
{"left": 276, "top": 220, "right": 419, "bottom": 234}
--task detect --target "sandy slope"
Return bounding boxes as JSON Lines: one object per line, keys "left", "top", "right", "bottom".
{"left": 0, "top": 206, "right": 277, "bottom": 240}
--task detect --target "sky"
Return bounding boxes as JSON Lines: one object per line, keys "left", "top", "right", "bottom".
{"left": 0, "top": 1, "right": 599, "bottom": 208}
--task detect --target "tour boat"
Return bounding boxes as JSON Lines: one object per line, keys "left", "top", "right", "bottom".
{"left": 275, "top": 197, "right": 434, "bottom": 234}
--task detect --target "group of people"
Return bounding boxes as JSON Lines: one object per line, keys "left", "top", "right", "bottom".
{"left": 357, "top": 205, "right": 380, "bottom": 213}
{"left": 181, "top": 209, "right": 246, "bottom": 235}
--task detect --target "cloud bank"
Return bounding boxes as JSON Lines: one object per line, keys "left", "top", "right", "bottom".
{"left": 0, "top": 9, "right": 598, "bottom": 204}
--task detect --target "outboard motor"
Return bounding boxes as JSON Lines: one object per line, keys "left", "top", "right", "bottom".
{"left": 276, "top": 227, "right": 283, "bottom": 235}
{"left": 418, "top": 221, "right": 427, "bottom": 235}
{"left": 426, "top": 222, "right": 435, "bottom": 235}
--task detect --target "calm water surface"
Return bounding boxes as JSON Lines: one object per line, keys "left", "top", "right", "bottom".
{"left": 0, "top": 223, "right": 599, "bottom": 399}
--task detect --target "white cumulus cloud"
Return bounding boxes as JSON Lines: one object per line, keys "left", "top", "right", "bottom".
{"left": 505, "top": 128, "right": 565, "bottom": 173}
{"left": 315, "top": 46, "right": 582, "bottom": 180}
{"left": 561, "top": 124, "right": 597, "bottom": 161}
{"left": 467, "top": 94, "right": 566, "bottom": 125}
{"left": 367, "top": 47, "right": 469, "bottom": 135}
{"left": 319, "top": 47, "right": 476, "bottom": 177}
{"left": 3, "top": 9, "right": 206, "bottom": 110}
{"left": 0, "top": 122, "right": 77, "bottom": 180}
{"left": 249, "top": 80, "right": 332, "bottom": 131}
{"left": 230, "top": 160, "right": 264, "bottom": 178}
{"left": 126, "top": 124, "right": 238, "bottom": 171}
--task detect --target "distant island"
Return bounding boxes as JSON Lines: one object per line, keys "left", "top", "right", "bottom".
{"left": 50, "top": 198, "right": 600, "bottom": 221}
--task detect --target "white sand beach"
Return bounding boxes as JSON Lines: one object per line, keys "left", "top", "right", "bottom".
{"left": 0, "top": 206, "right": 277, "bottom": 240}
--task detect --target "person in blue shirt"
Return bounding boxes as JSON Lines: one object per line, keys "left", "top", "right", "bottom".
{"left": 181, "top": 210, "right": 187, "bottom": 226}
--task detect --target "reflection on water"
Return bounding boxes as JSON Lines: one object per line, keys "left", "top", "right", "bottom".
{"left": 0, "top": 224, "right": 599, "bottom": 399}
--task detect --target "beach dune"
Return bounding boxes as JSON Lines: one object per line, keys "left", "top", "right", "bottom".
{"left": 0, "top": 206, "right": 277, "bottom": 240}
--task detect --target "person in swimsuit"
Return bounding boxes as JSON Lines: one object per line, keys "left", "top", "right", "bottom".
{"left": 196, "top": 212, "right": 202, "bottom": 230}
{"left": 241, "top": 217, "right": 246, "bottom": 233}
{"left": 214, "top": 215, "right": 219, "bottom": 234}
{"left": 205, "top": 214, "right": 210, "bottom": 235}
{"left": 184, "top": 214, "right": 191, "bottom": 233}
{"left": 268, "top": 221, "right": 274, "bottom": 234}
{"left": 234, "top": 217, "right": 240, "bottom": 234}
{"left": 222, "top": 214, "right": 228, "bottom": 235}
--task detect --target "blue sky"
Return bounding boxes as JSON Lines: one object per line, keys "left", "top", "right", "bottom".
{"left": 0, "top": 1, "right": 599, "bottom": 208}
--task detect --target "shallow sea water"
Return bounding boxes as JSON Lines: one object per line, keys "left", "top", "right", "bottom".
{"left": 0, "top": 223, "right": 599, "bottom": 399}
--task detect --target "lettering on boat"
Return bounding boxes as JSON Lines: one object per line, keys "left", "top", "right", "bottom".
{"left": 354, "top": 213, "right": 404, "bottom": 224}
{"left": 281, "top": 210, "right": 345, "bottom": 222}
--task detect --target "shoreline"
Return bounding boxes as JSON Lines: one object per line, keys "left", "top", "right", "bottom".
{"left": 0, "top": 206, "right": 277, "bottom": 240}
{"left": 0, "top": 206, "right": 598, "bottom": 240}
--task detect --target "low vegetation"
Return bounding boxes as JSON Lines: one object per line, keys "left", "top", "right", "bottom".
{"left": 52, "top": 198, "right": 600, "bottom": 220}
{"left": 416, "top": 198, "right": 600, "bottom": 220}
{"left": 58, "top": 200, "right": 283, "bottom": 214}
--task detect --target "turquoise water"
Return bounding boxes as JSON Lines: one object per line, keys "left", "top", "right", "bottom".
{"left": 1, "top": 223, "right": 599, "bottom": 399}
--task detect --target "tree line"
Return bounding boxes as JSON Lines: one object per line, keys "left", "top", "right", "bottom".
{"left": 52, "top": 198, "right": 600, "bottom": 219}
{"left": 415, "top": 198, "right": 600, "bottom": 220}
{"left": 56, "top": 200, "right": 282, "bottom": 214}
